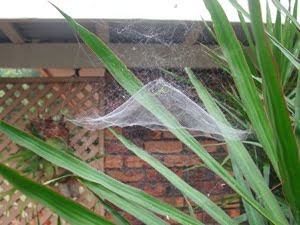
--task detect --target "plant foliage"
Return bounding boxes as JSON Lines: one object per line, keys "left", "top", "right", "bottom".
{"left": 0, "top": 0, "right": 299, "bottom": 224}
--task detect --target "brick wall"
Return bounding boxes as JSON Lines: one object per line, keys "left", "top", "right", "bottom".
{"left": 103, "top": 128, "right": 241, "bottom": 225}
{"left": 103, "top": 69, "right": 240, "bottom": 224}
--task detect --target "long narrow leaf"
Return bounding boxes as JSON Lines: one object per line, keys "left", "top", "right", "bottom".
{"left": 84, "top": 181, "right": 169, "bottom": 225}
{"left": 186, "top": 67, "right": 288, "bottom": 225}
{"left": 228, "top": 0, "right": 300, "bottom": 70}
{"left": 283, "top": 39, "right": 300, "bottom": 85}
{"left": 232, "top": 162, "right": 266, "bottom": 225}
{"left": 201, "top": 44, "right": 231, "bottom": 73}
{"left": 272, "top": 0, "right": 300, "bottom": 30}
{"left": 203, "top": 0, "right": 278, "bottom": 174}
{"left": 93, "top": 195, "right": 130, "bottom": 225}
{"left": 266, "top": 0, "right": 273, "bottom": 33}
{"left": 295, "top": 71, "right": 300, "bottom": 147}
{"left": 52, "top": 5, "right": 284, "bottom": 225}
{"left": 273, "top": 6, "right": 283, "bottom": 72}
{"left": 0, "top": 120, "right": 200, "bottom": 225}
{"left": 280, "top": 0, "right": 299, "bottom": 84}
{"left": 267, "top": 33, "right": 300, "bottom": 70}
{"left": 216, "top": 100, "right": 248, "bottom": 129}
{"left": 226, "top": 0, "right": 250, "bottom": 18}
{"left": 248, "top": 1, "right": 300, "bottom": 221}
{"left": 238, "top": 12, "right": 256, "bottom": 62}
{"left": 0, "top": 163, "right": 114, "bottom": 225}
{"left": 109, "top": 128, "right": 226, "bottom": 225}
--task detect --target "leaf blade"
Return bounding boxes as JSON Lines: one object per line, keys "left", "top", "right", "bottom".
{"left": 248, "top": 1, "right": 300, "bottom": 221}
{"left": 0, "top": 120, "right": 200, "bottom": 225}
{"left": 0, "top": 163, "right": 114, "bottom": 225}
{"left": 85, "top": 181, "right": 168, "bottom": 225}
{"left": 186, "top": 67, "right": 288, "bottom": 225}
{"left": 109, "top": 128, "right": 226, "bottom": 225}
{"left": 203, "top": 0, "right": 278, "bottom": 175}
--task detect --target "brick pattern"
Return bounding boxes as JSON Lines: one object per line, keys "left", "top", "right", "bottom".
{"left": 104, "top": 128, "right": 241, "bottom": 224}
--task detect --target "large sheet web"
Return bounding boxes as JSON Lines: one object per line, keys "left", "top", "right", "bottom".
{"left": 70, "top": 79, "right": 249, "bottom": 141}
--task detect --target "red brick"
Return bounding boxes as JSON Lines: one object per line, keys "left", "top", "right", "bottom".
{"left": 44, "top": 219, "right": 51, "bottom": 225}
{"left": 125, "top": 156, "right": 146, "bottom": 168}
{"left": 164, "top": 155, "right": 201, "bottom": 167}
{"left": 105, "top": 155, "right": 123, "bottom": 168}
{"left": 168, "top": 219, "right": 180, "bottom": 225}
{"left": 105, "top": 141, "right": 128, "bottom": 154}
{"left": 143, "top": 183, "right": 166, "bottom": 196}
{"left": 183, "top": 167, "right": 215, "bottom": 181}
{"left": 159, "top": 197, "right": 185, "bottom": 207}
{"left": 144, "top": 141, "right": 182, "bottom": 153}
{"left": 106, "top": 170, "right": 144, "bottom": 182}
{"left": 144, "top": 130, "right": 162, "bottom": 140}
{"left": 162, "top": 131, "right": 176, "bottom": 139}
{"left": 194, "top": 212, "right": 203, "bottom": 221}
{"left": 123, "top": 214, "right": 142, "bottom": 225}
{"left": 105, "top": 213, "right": 114, "bottom": 222}
{"left": 191, "top": 181, "right": 226, "bottom": 195}
{"left": 199, "top": 140, "right": 225, "bottom": 153}
{"left": 145, "top": 169, "right": 167, "bottom": 182}
{"left": 172, "top": 168, "right": 184, "bottom": 177}
{"left": 209, "top": 182, "right": 226, "bottom": 195}
{"left": 203, "top": 212, "right": 216, "bottom": 223}
{"left": 145, "top": 168, "right": 184, "bottom": 183}
{"left": 223, "top": 202, "right": 241, "bottom": 209}
{"left": 104, "top": 128, "right": 122, "bottom": 140}
{"left": 128, "top": 182, "right": 141, "bottom": 189}
{"left": 153, "top": 154, "right": 164, "bottom": 163}
{"left": 226, "top": 209, "right": 240, "bottom": 218}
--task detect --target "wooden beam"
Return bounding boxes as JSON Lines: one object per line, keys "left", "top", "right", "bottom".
{"left": 184, "top": 22, "right": 202, "bottom": 45}
{"left": 46, "top": 68, "right": 106, "bottom": 77}
{"left": 95, "top": 22, "right": 110, "bottom": 44}
{"left": 0, "top": 22, "right": 24, "bottom": 44}
{"left": 39, "top": 68, "right": 53, "bottom": 77}
{"left": 0, "top": 43, "right": 218, "bottom": 69}
{"left": 0, "top": 76, "right": 104, "bottom": 84}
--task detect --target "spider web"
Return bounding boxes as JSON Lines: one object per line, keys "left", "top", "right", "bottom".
{"left": 68, "top": 19, "right": 249, "bottom": 141}
{"left": 65, "top": 18, "right": 250, "bottom": 223}
{"left": 70, "top": 78, "right": 249, "bottom": 141}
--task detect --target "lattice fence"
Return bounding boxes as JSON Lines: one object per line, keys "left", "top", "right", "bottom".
{"left": 0, "top": 77, "right": 105, "bottom": 225}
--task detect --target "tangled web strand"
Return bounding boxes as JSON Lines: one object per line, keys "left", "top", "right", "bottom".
{"left": 69, "top": 79, "right": 249, "bottom": 141}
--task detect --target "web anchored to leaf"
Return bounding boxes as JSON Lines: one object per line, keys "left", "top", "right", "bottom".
{"left": 69, "top": 79, "right": 249, "bottom": 141}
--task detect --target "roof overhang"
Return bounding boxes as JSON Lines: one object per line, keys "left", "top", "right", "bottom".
{"left": 0, "top": 0, "right": 294, "bottom": 69}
